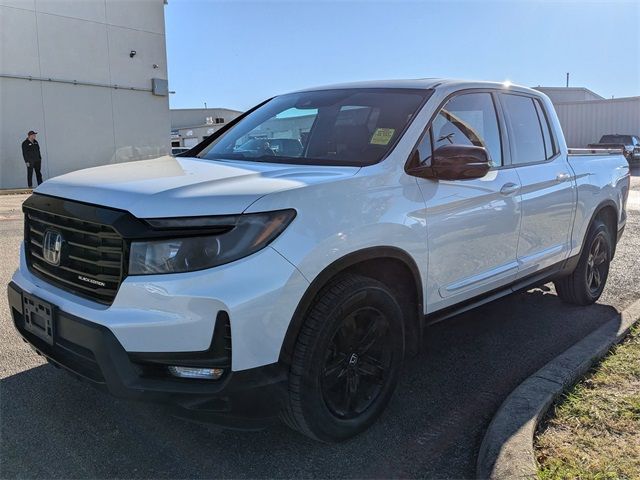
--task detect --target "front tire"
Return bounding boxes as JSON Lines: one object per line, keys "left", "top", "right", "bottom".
{"left": 554, "top": 219, "right": 612, "bottom": 305}
{"left": 282, "top": 274, "right": 405, "bottom": 442}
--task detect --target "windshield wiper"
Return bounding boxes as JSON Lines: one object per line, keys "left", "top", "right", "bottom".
{"left": 199, "top": 152, "right": 248, "bottom": 160}
{"left": 216, "top": 153, "right": 303, "bottom": 162}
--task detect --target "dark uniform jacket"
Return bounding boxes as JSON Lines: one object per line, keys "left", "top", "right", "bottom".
{"left": 22, "top": 139, "right": 42, "bottom": 164}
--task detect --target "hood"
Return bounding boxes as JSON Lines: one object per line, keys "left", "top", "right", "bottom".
{"left": 36, "top": 156, "right": 360, "bottom": 218}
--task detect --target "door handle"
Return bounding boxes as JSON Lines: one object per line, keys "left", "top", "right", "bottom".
{"left": 556, "top": 173, "right": 571, "bottom": 183}
{"left": 500, "top": 182, "right": 520, "bottom": 195}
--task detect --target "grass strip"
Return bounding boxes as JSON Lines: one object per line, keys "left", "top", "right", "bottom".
{"left": 536, "top": 324, "right": 640, "bottom": 479}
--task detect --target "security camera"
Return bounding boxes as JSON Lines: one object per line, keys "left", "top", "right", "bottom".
{"left": 129, "top": 50, "right": 136, "bottom": 58}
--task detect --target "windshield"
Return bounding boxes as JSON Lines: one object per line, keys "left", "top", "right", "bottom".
{"left": 197, "top": 88, "right": 431, "bottom": 166}
{"left": 600, "top": 135, "right": 632, "bottom": 144}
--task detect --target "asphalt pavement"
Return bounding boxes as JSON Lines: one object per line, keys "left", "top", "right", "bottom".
{"left": 1, "top": 172, "right": 639, "bottom": 479}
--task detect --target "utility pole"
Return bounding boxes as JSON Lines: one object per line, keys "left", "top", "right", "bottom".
{"left": 566, "top": 72, "right": 569, "bottom": 88}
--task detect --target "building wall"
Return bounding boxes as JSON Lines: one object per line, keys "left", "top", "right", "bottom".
{"left": 0, "top": 0, "right": 170, "bottom": 189}
{"left": 171, "top": 108, "right": 243, "bottom": 147}
{"left": 175, "top": 124, "right": 227, "bottom": 148}
{"left": 171, "top": 108, "right": 242, "bottom": 129}
{"left": 534, "top": 87, "right": 604, "bottom": 103}
{"left": 553, "top": 97, "right": 640, "bottom": 148}
{"left": 254, "top": 114, "right": 316, "bottom": 140}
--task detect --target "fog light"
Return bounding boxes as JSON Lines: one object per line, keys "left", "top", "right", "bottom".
{"left": 168, "top": 366, "right": 224, "bottom": 380}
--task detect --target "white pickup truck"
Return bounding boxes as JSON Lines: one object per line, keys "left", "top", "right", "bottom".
{"left": 8, "top": 79, "right": 630, "bottom": 442}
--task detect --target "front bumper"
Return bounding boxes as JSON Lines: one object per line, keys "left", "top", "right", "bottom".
{"left": 8, "top": 281, "right": 288, "bottom": 428}
{"left": 12, "top": 241, "right": 309, "bottom": 371}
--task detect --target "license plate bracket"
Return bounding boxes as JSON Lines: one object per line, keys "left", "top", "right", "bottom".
{"left": 22, "top": 293, "right": 56, "bottom": 345}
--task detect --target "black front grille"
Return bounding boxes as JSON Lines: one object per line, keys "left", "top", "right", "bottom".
{"left": 25, "top": 208, "right": 124, "bottom": 304}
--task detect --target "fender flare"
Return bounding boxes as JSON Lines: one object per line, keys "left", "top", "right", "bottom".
{"left": 591, "top": 199, "right": 620, "bottom": 256}
{"left": 278, "top": 246, "right": 424, "bottom": 366}
{"left": 565, "top": 199, "right": 619, "bottom": 273}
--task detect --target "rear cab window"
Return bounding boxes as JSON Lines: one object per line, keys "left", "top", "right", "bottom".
{"left": 533, "top": 99, "right": 558, "bottom": 159}
{"left": 501, "top": 94, "right": 549, "bottom": 165}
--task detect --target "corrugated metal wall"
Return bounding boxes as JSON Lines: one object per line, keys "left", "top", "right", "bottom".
{"left": 553, "top": 97, "right": 640, "bottom": 148}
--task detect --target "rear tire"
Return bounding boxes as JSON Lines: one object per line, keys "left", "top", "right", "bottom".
{"left": 554, "top": 219, "right": 612, "bottom": 305}
{"left": 282, "top": 274, "right": 405, "bottom": 442}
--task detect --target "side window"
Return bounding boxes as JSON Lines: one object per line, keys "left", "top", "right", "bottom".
{"left": 415, "top": 92, "right": 502, "bottom": 167}
{"left": 534, "top": 99, "right": 557, "bottom": 159}
{"left": 416, "top": 129, "right": 433, "bottom": 165}
{"left": 502, "top": 94, "right": 547, "bottom": 164}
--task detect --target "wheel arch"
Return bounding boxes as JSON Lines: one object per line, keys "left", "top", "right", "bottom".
{"left": 568, "top": 200, "right": 619, "bottom": 269}
{"left": 590, "top": 200, "right": 619, "bottom": 257}
{"left": 279, "top": 247, "right": 424, "bottom": 366}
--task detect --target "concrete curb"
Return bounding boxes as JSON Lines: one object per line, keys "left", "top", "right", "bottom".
{"left": 0, "top": 189, "right": 32, "bottom": 195}
{"left": 476, "top": 297, "right": 640, "bottom": 480}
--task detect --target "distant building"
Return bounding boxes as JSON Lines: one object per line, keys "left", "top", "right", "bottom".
{"left": 534, "top": 87, "right": 640, "bottom": 148}
{"left": 533, "top": 86, "right": 604, "bottom": 103}
{"left": 0, "top": 0, "right": 171, "bottom": 189}
{"left": 170, "top": 108, "right": 242, "bottom": 148}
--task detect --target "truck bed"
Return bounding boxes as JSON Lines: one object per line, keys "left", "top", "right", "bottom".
{"left": 566, "top": 151, "right": 630, "bottom": 259}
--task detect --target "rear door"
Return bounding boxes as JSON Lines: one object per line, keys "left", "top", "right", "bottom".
{"left": 499, "top": 93, "right": 575, "bottom": 277}
{"left": 410, "top": 90, "right": 522, "bottom": 312}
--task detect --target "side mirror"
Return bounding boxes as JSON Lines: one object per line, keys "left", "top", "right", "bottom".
{"left": 407, "top": 145, "right": 491, "bottom": 180}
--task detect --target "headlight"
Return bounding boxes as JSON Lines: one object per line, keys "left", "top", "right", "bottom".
{"left": 128, "top": 209, "right": 296, "bottom": 275}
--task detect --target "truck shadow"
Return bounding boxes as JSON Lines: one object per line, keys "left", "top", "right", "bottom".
{"left": 0, "top": 288, "right": 619, "bottom": 479}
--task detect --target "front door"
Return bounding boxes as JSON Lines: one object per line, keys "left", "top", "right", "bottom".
{"left": 412, "top": 91, "right": 522, "bottom": 313}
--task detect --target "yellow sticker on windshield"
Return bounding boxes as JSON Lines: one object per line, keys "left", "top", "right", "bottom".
{"left": 370, "top": 128, "right": 395, "bottom": 145}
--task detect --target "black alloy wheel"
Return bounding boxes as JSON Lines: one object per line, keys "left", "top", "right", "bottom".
{"left": 585, "top": 232, "right": 609, "bottom": 296}
{"left": 321, "top": 307, "right": 392, "bottom": 419}
{"left": 282, "top": 274, "right": 405, "bottom": 442}
{"left": 555, "top": 218, "right": 612, "bottom": 305}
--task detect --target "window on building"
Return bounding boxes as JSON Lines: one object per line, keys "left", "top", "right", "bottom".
{"left": 215, "top": 117, "right": 225, "bottom": 124}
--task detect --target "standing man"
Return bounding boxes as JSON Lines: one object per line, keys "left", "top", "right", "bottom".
{"left": 21, "top": 130, "right": 43, "bottom": 188}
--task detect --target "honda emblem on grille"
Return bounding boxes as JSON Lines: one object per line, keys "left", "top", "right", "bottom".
{"left": 42, "top": 230, "right": 63, "bottom": 266}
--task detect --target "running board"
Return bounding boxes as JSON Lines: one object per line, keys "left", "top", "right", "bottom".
{"left": 424, "top": 259, "right": 575, "bottom": 326}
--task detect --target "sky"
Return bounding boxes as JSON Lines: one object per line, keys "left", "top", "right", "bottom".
{"left": 165, "top": 0, "right": 640, "bottom": 111}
